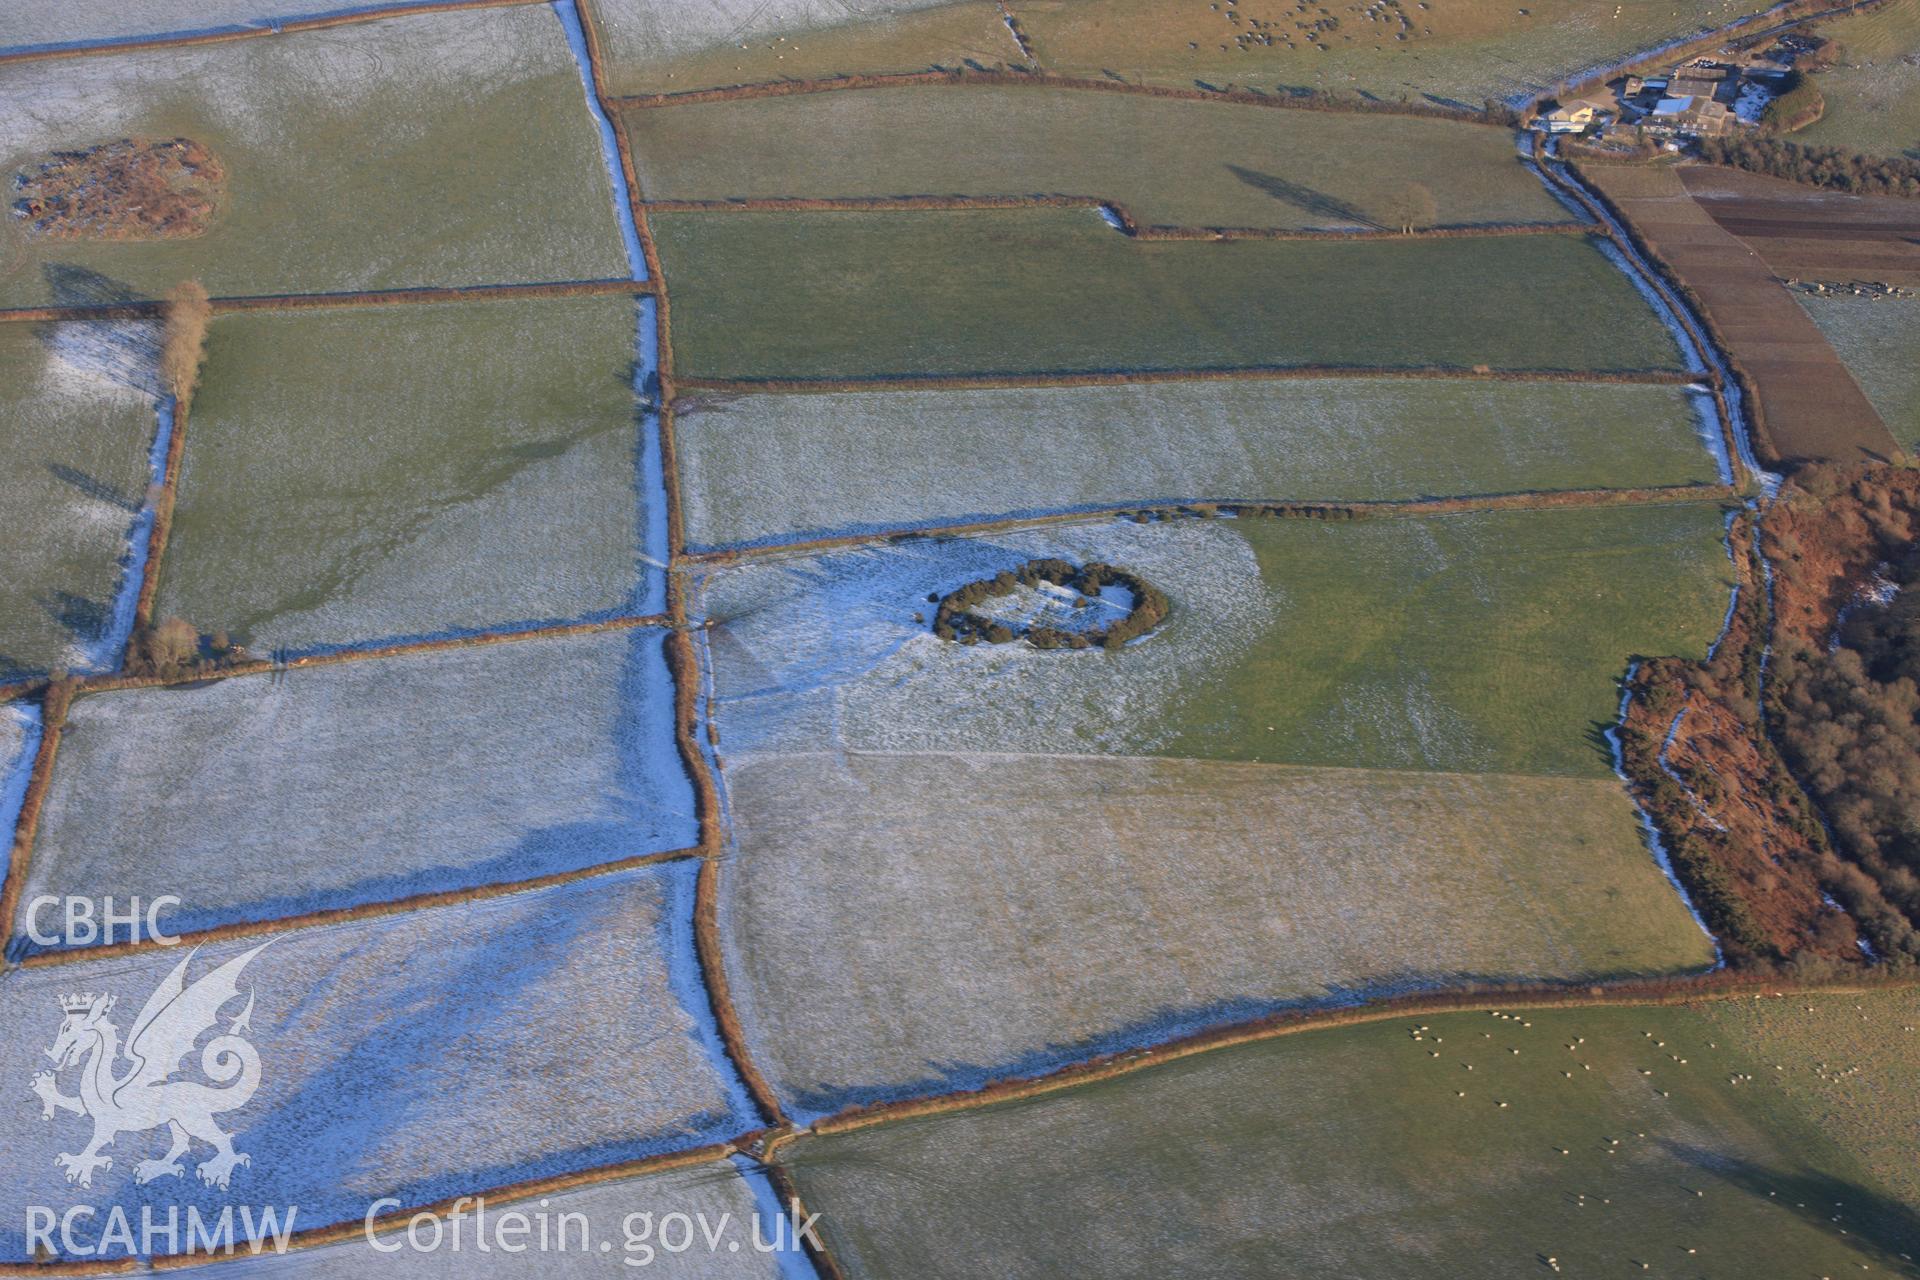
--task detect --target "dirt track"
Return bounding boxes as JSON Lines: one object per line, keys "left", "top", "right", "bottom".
{"left": 1580, "top": 161, "right": 1898, "bottom": 465}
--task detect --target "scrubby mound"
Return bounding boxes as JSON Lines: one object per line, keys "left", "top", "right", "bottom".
{"left": 932, "top": 558, "right": 1170, "bottom": 650}
{"left": 12, "top": 138, "right": 225, "bottom": 241}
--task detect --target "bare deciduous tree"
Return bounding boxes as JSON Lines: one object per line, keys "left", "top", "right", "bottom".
{"left": 159, "top": 279, "right": 211, "bottom": 405}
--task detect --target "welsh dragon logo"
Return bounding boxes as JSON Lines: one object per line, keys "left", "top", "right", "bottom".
{"left": 31, "top": 945, "right": 266, "bottom": 1190}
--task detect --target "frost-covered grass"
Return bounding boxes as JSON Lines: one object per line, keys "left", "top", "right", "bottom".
{"left": 783, "top": 995, "right": 1920, "bottom": 1278}
{"left": 20, "top": 628, "right": 695, "bottom": 945}
{"left": 0, "top": 322, "right": 159, "bottom": 678}
{"left": 596, "top": 0, "right": 1017, "bottom": 95}
{"left": 719, "top": 750, "right": 1715, "bottom": 1117}
{"left": 1798, "top": 297, "right": 1920, "bottom": 449}
{"left": 626, "top": 87, "right": 1569, "bottom": 229}
{"left": 677, "top": 378, "right": 1722, "bottom": 547}
{"left": 1014, "top": 0, "right": 1774, "bottom": 104}
{"left": 187, "top": 1159, "right": 804, "bottom": 1276}
{"left": 650, "top": 209, "right": 1684, "bottom": 377}
{"left": 698, "top": 505, "right": 1732, "bottom": 775}
{"left": 1793, "top": 0, "right": 1920, "bottom": 160}
{"left": 0, "top": 865, "right": 754, "bottom": 1264}
{"left": 0, "top": 0, "right": 451, "bottom": 54}
{"left": 155, "top": 297, "right": 660, "bottom": 653}
{"left": 0, "top": 6, "right": 627, "bottom": 306}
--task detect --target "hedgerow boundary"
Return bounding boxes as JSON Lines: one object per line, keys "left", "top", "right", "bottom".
{"left": 676, "top": 365, "right": 1699, "bottom": 395}
{"left": 645, "top": 193, "right": 1592, "bottom": 241}
{"left": 681, "top": 484, "right": 1741, "bottom": 566}
{"left": 0, "top": 0, "right": 547, "bottom": 66}
{"left": 611, "top": 65, "right": 1515, "bottom": 126}
{"left": 0, "top": 277, "right": 658, "bottom": 326}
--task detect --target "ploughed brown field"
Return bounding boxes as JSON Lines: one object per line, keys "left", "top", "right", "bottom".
{"left": 1580, "top": 161, "right": 1898, "bottom": 466}
{"left": 1677, "top": 167, "right": 1920, "bottom": 287}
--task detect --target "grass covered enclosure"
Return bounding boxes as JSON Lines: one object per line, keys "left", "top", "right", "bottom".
{"left": 1013, "top": 0, "right": 1771, "bottom": 103}
{"left": 155, "top": 296, "right": 661, "bottom": 653}
{"left": 0, "top": 320, "right": 160, "bottom": 678}
{"left": 700, "top": 504, "right": 1732, "bottom": 775}
{"left": 677, "top": 378, "right": 1722, "bottom": 547}
{"left": 625, "top": 86, "right": 1571, "bottom": 229}
{"left": 782, "top": 992, "right": 1920, "bottom": 1278}
{"left": 594, "top": 0, "right": 1021, "bottom": 95}
{"left": 0, "top": 6, "right": 628, "bottom": 307}
{"left": 1799, "top": 297, "right": 1920, "bottom": 449}
{"left": 19, "top": 628, "right": 695, "bottom": 945}
{"left": 1795, "top": 0, "right": 1920, "bottom": 160}
{"left": 718, "top": 750, "right": 1715, "bottom": 1117}
{"left": 0, "top": 867, "right": 754, "bottom": 1264}
{"left": 650, "top": 209, "right": 1683, "bottom": 378}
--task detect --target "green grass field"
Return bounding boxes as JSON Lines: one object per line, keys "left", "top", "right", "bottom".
{"left": 0, "top": 6, "right": 627, "bottom": 306}
{"left": 1013, "top": 0, "right": 1772, "bottom": 103}
{"left": 719, "top": 750, "right": 1714, "bottom": 1116}
{"left": 155, "top": 295, "right": 656, "bottom": 653}
{"left": 1798, "top": 298, "right": 1920, "bottom": 451}
{"left": 1796, "top": 0, "right": 1920, "bottom": 160}
{"left": 650, "top": 209, "right": 1683, "bottom": 377}
{"left": 595, "top": 0, "right": 1021, "bottom": 96}
{"left": 0, "top": 322, "right": 157, "bottom": 678}
{"left": 699, "top": 505, "right": 1731, "bottom": 775}
{"left": 1157, "top": 503, "right": 1734, "bottom": 775}
{"left": 678, "top": 378, "right": 1722, "bottom": 546}
{"left": 625, "top": 85, "right": 1570, "bottom": 229}
{"left": 783, "top": 993, "right": 1920, "bottom": 1278}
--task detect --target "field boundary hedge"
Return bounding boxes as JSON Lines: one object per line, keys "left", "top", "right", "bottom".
{"left": 0, "top": 0, "right": 547, "bottom": 67}
{"left": 614, "top": 66, "right": 1514, "bottom": 127}
{"left": 777, "top": 967, "right": 1920, "bottom": 1145}
{"left": 0, "top": 277, "right": 658, "bottom": 326}
{"left": 646, "top": 194, "right": 1589, "bottom": 240}
{"left": 674, "top": 366, "right": 1697, "bottom": 396}
{"left": 683, "top": 485, "right": 1739, "bottom": 565}
{"left": 577, "top": 0, "right": 795, "bottom": 1140}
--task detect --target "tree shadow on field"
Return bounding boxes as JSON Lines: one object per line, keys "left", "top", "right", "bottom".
{"left": 48, "top": 462, "right": 140, "bottom": 513}
{"left": 33, "top": 263, "right": 162, "bottom": 394}
{"left": 1226, "top": 164, "right": 1381, "bottom": 228}
{"left": 1660, "top": 1143, "right": 1920, "bottom": 1271}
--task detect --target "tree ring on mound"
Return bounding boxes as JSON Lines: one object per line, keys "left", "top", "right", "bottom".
{"left": 932, "top": 558, "right": 1170, "bottom": 651}
{"left": 12, "top": 138, "right": 226, "bottom": 241}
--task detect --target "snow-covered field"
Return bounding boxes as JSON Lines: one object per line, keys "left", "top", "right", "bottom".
{"left": 0, "top": 323, "right": 162, "bottom": 677}
{"left": 0, "top": 6, "right": 627, "bottom": 305}
{"left": 0, "top": 0, "right": 450, "bottom": 54}
{"left": 698, "top": 518, "right": 1280, "bottom": 759}
{"left": 0, "top": 866, "right": 756, "bottom": 1262}
{"left": 176, "top": 1159, "right": 811, "bottom": 1276}
{"left": 21, "top": 629, "right": 696, "bottom": 944}
{"left": 677, "top": 379, "right": 1722, "bottom": 547}
{"left": 717, "top": 750, "right": 1717, "bottom": 1118}
{"left": 154, "top": 297, "right": 662, "bottom": 655}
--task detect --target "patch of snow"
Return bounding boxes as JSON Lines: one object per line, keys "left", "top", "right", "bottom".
{"left": 0, "top": 867, "right": 755, "bottom": 1263}
{"left": 552, "top": 0, "right": 648, "bottom": 281}
{"left": 21, "top": 628, "right": 697, "bottom": 948}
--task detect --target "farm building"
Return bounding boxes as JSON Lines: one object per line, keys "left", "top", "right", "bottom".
{"left": 1538, "top": 99, "right": 1609, "bottom": 133}
{"left": 1646, "top": 94, "right": 1733, "bottom": 137}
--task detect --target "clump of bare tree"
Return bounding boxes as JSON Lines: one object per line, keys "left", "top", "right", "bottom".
{"left": 127, "top": 617, "right": 245, "bottom": 679}
{"left": 159, "top": 279, "right": 211, "bottom": 406}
